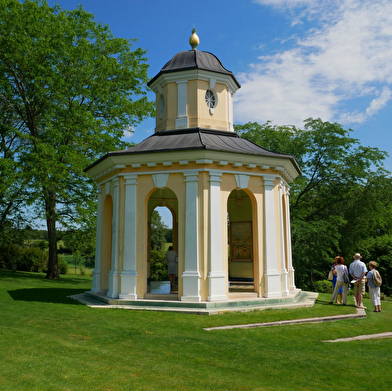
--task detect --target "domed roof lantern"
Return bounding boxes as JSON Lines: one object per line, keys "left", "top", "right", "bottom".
{"left": 147, "top": 29, "right": 241, "bottom": 133}
{"left": 148, "top": 29, "right": 240, "bottom": 89}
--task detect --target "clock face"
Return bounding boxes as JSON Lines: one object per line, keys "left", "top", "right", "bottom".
{"left": 205, "top": 90, "right": 217, "bottom": 109}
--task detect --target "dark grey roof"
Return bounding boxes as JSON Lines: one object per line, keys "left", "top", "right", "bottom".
{"left": 148, "top": 50, "right": 241, "bottom": 88}
{"left": 85, "top": 128, "right": 301, "bottom": 174}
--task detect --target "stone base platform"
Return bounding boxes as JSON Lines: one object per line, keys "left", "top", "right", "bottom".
{"left": 69, "top": 289, "right": 319, "bottom": 315}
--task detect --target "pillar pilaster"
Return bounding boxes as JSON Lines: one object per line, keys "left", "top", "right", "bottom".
{"left": 263, "top": 175, "right": 281, "bottom": 298}
{"left": 120, "top": 174, "right": 138, "bottom": 299}
{"left": 91, "top": 184, "right": 103, "bottom": 293}
{"left": 208, "top": 171, "right": 226, "bottom": 301}
{"left": 175, "top": 81, "right": 188, "bottom": 128}
{"left": 107, "top": 178, "right": 120, "bottom": 298}
{"left": 278, "top": 179, "right": 289, "bottom": 296}
{"left": 284, "top": 185, "right": 296, "bottom": 292}
{"left": 181, "top": 170, "right": 201, "bottom": 302}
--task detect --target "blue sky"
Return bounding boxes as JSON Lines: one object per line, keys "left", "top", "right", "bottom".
{"left": 47, "top": 0, "right": 392, "bottom": 227}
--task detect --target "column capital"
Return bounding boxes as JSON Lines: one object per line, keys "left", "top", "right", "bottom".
{"left": 209, "top": 170, "right": 223, "bottom": 182}
{"left": 123, "top": 174, "right": 138, "bottom": 185}
{"left": 112, "top": 177, "right": 120, "bottom": 188}
{"left": 262, "top": 174, "right": 277, "bottom": 188}
{"left": 184, "top": 170, "right": 199, "bottom": 181}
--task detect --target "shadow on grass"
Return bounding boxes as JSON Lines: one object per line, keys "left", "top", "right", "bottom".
{"left": 316, "top": 297, "right": 357, "bottom": 309}
{"left": 1, "top": 269, "right": 90, "bottom": 284}
{"left": 8, "top": 288, "right": 87, "bottom": 305}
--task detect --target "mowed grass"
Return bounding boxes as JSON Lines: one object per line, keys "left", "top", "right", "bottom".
{"left": 1, "top": 270, "right": 391, "bottom": 391}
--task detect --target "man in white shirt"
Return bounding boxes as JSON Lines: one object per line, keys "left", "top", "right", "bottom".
{"left": 349, "top": 253, "right": 368, "bottom": 308}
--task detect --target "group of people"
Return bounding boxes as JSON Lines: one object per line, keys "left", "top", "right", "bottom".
{"left": 329, "top": 253, "right": 382, "bottom": 312}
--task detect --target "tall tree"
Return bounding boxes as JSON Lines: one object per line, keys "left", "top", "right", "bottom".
{"left": 0, "top": 0, "right": 154, "bottom": 278}
{"left": 150, "top": 210, "right": 167, "bottom": 251}
{"left": 235, "top": 119, "right": 391, "bottom": 289}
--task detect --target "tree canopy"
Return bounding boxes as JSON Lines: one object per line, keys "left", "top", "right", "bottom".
{"left": 235, "top": 118, "right": 392, "bottom": 291}
{"left": 0, "top": 0, "right": 154, "bottom": 278}
{"left": 150, "top": 210, "right": 168, "bottom": 251}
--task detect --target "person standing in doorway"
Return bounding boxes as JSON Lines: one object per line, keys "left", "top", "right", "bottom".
{"left": 349, "top": 253, "right": 368, "bottom": 309}
{"left": 166, "top": 246, "right": 178, "bottom": 291}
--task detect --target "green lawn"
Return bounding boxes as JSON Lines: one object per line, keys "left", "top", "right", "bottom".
{"left": 1, "top": 270, "right": 391, "bottom": 390}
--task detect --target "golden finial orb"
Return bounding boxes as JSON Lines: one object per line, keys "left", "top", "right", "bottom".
{"left": 189, "top": 27, "right": 199, "bottom": 50}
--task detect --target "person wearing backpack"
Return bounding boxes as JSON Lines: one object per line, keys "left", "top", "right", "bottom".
{"left": 367, "top": 261, "right": 382, "bottom": 312}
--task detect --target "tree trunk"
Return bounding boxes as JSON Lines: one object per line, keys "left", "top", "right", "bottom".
{"left": 45, "top": 190, "right": 59, "bottom": 279}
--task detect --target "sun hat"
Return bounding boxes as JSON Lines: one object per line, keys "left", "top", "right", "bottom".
{"left": 354, "top": 253, "right": 362, "bottom": 259}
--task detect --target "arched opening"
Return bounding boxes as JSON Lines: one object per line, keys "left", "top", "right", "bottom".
{"left": 101, "top": 194, "right": 113, "bottom": 294}
{"left": 147, "top": 188, "right": 178, "bottom": 295}
{"left": 227, "top": 189, "right": 254, "bottom": 292}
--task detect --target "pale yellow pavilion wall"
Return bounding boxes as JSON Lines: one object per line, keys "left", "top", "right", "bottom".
{"left": 98, "top": 160, "right": 285, "bottom": 300}
{"left": 162, "top": 173, "right": 185, "bottom": 296}
{"left": 247, "top": 176, "right": 264, "bottom": 297}
{"left": 117, "top": 176, "right": 125, "bottom": 295}
{"left": 194, "top": 80, "right": 229, "bottom": 131}
{"left": 219, "top": 174, "right": 264, "bottom": 297}
{"left": 154, "top": 79, "right": 231, "bottom": 132}
{"left": 154, "top": 82, "right": 177, "bottom": 132}
{"left": 126, "top": 172, "right": 186, "bottom": 298}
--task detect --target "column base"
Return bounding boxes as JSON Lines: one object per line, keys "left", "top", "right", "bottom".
{"left": 181, "top": 271, "right": 201, "bottom": 302}
{"left": 91, "top": 270, "right": 101, "bottom": 293}
{"left": 264, "top": 269, "right": 282, "bottom": 298}
{"left": 280, "top": 269, "right": 289, "bottom": 297}
{"left": 119, "top": 271, "right": 138, "bottom": 299}
{"left": 208, "top": 271, "right": 227, "bottom": 302}
{"left": 107, "top": 270, "right": 119, "bottom": 299}
{"left": 288, "top": 267, "right": 296, "bottom": 291}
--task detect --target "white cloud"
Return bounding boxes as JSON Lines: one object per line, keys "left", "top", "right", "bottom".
{"left": 341, "top": 86, "right": 392, "bottom": 123}
{"left": 123, "top": 126, "right": 135, "bottom": 139}
{"left": 236, "top": 0, "right": 392, "bottom": 127}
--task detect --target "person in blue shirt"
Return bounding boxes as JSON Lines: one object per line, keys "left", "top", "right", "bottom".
{"left": 349, "top": 253, "right": 368, "bottom": 309}
{"left": 367, "top": 261, "right": 381, "bottom": 312}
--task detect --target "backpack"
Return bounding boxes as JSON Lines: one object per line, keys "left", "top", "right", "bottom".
{"left": 373, "top": 270, "right": 382, "bottom": 287}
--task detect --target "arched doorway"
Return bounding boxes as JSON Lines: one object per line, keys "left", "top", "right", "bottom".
{"left": 227, "top": 189, "right": 254, "bottom": 292}
{"left": 147, "top": 188, "right": 178, "bottom": 295}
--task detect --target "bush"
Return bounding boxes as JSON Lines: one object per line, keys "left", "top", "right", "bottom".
{"left": 0, "top": 244, "right": 47, "bottom": 272}
{"left": 310, "top": 280, "right": 333, "bottom": 294}
{"left": 0, "top": 243, "right": 22, "bottom": 269}
{"left": 58, "top": 256, "right": 69, "bottom": 275}
{"left": 19, "top": 247, "right": 47, "bottom": 272}
{"left": 150, "top": 250, "right": 169, "bottom": 281}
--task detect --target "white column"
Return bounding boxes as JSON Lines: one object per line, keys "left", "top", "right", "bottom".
{"left": 181, "top": 170, "right": 201, "bottom": 302}
{"left": 120, "top": 174, "right": 138, "bottom": 299}
{"left": 91, "top": 184, "right": 103, "bottom": 293}
{"left": 228, "top": 91, "right": 233, "bottom": 131}
{"left": 284, "top": 186, "right": 296, "bottom": 291}
{"left": 208, "top": 171, "right": 226, "bottom": 301}
{"left": 278, "top": 179, "right": 289, "bottom": 296}
{"left": 263, "top": 175, "right": 281, "bottom": 298}
{"left": 175, "top": 81, "right": 188, "bottom": 129}
{"left": 107, "top": 178, "right": 120, "bottom": 298}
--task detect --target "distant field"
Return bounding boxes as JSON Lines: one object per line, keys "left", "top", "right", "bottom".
{"left": 60, "top": 254, "right": 93, "bottom": 276}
